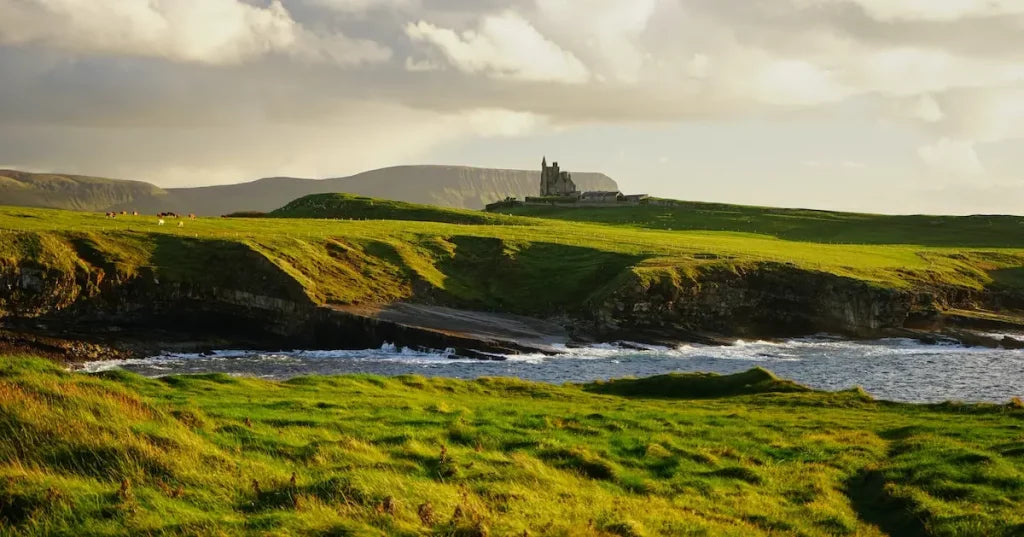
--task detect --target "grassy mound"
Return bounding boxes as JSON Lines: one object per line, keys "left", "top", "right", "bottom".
{"left": 499, "top": 200, "right": 1024, "bottom": 247}
{"left": 270, "top": 193, "right": 528, "bottom": 225}
{"left": 1, "top": 356, "right": 1023, "bottom": 536}
{"left": 583, "top": 367, "right": 813, "bottom": 398}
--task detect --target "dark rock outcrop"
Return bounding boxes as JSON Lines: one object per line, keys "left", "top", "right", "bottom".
{"left": 3, "top": 250, "right": 1023, "bottom": 361}
{"left": 0, "top": 253, "right": 563, "bottom": 361}
{"left": 579, "top": 263, "right": 1016, "bottom": 344}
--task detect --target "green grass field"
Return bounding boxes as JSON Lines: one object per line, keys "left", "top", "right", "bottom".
{"left": 1, "top": 357, "right": 1022, "bottom": 537}
{"left": 499, "top": 200, "right": 1024, "bottom": 248}
{"left": 2, "top": 197, "right": 1023, "bottom": 317}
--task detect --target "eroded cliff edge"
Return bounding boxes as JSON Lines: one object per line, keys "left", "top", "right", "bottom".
{"left": 2, "top": 228, "right": 1022, "bottom": 361}
{"left": 582, "top": 262, "right": 1024, "bottom": 344}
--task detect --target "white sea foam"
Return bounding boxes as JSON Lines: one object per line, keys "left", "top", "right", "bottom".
{"left": 80, "top": 336, "right": 1000, "bottom": 375}
{"left": 76, "top": 336, "right": 1024, "bottom": 403}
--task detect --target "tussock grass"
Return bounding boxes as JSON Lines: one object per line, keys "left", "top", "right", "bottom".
{"left": 1, "top": 356, "right": 1022, "bottom": 536}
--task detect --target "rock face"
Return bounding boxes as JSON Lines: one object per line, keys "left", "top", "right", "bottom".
{"left": 580, "top": 263, "right": 994, "bottom": 342}
{"left": 1, "top": 242, "right": 1021, "bottom": 360}
{"left": 0, "top": 253, "right": 564, "bottom": 360}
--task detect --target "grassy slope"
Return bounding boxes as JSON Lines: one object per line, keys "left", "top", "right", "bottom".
{"left": 499, "top": 200, "right": 1024, "bottom": 248}
{"left": 1, "top": 202, "right": 1024, "bottom": 317}
{"left": 269, "top": 194, "right": 527, "bottom": 226}
{"left": 1, "top": 357, "right": 1022, "bottom": 537}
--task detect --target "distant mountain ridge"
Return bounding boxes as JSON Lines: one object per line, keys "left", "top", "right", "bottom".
{"left": 0, "top": 170, "right": 165, "bottom": 212}
{"left": 0, "top": 166, "right": 619, "bottom": 215}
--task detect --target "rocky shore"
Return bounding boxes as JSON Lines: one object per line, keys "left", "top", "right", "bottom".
{"left": 3, "top": 257, "right": 1023, "bottom": 363}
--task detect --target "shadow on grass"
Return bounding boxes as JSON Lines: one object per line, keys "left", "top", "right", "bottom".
{"left": 843, "top": 469, "right": 927, "bottom": 537}
{"left": 239, "top": 476, "right": 375, "bottom": 514}
{"left": 434, "top": 236, "right": 645, "bottom": 314}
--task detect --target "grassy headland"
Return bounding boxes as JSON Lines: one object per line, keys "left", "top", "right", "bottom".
{"left": 1, "top": 199, "right": 1022, "bottom": 308}
{"left": 1, "top": 357, "right": 1022, "bottom": 536}
{"left": 1, "top": 195, "right": 1024, "bottom": 352}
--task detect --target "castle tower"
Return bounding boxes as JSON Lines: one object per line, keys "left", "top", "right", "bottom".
{"left": 540, "top": 156, "right": 548, "bottom": 196}
{"left": 540, "top": 156, "right": 577, "bottom": 196}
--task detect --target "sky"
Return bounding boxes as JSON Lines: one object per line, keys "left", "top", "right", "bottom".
{"left": 1, "top": 0, "right": 1023, "bottom": 215}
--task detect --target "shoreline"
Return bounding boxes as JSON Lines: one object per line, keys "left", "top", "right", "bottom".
{"left": 67, "top": 332, "right": 1024, "bottom": 405}
{"left": 5, "top": 304, "right": 1024, "bottom": 367}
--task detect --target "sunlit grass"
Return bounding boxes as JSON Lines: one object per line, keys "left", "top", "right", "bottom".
{"left": 1, "top": 356, "right": 1022, "bottom": 536}
{"left": 502, "top": 201, "right": 1024, "bottom": 248}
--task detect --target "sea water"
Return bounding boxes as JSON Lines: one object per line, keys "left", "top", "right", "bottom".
{"left": 81, "top": 336, "right": 1024, "bottom": 404}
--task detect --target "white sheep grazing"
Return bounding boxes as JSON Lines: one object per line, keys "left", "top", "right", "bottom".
{"left": 158, "top": 218, "right": 165, "bottom": 226}
{"left": 177, "top": 221, "right": 184, "bottom": 228}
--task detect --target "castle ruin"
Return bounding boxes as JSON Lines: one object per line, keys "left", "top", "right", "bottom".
{"left": 540, "top": 157, "right": 577, "bottom": 197}
{"left": 484, "top": 157, "right": 649, "bottom": 211}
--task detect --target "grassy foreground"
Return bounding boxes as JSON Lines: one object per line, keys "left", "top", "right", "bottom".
{"left": 2, "top": 357, "right": 1023, "bottom": 536}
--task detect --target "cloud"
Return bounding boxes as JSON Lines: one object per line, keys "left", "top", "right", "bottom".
{"left": 810, "top": 0, "right": 1024, "bottom": 22}
{"left": 852, "top": 47, "right": 1024, "bottom": 97}
{"left": 457, "top": 109, "right": 550, "bottom": 138}
{"left": 917, "top": 138, "right": 985, "bottom": 176}
{"left": 405, "top": 11, "right": 590, "bottom": 83}
{"left": 750, "top": 58, "right": 849, "bottom": 106}
{"left": 0, "top": 0, "right": 390, "bottom": 66}
{"left": 906, "top": 95, "right": 945, "bottom": 123}
{"left": 935, "top": 88, "right": 1024, "bottom": 143}
{"left": 801, "top": 159, "right": 866, "bottom": 169}
{"left": 535, "top": 0, "right": 658, "bottom": 83}
{"left": 404, "top": 56, "right": 441, "bottom": 72}
{"left": 0, "top": 101, "right": 552, "bottom": 187}
{"left": 310, "top": 0, "right": 419, "bottom": 13}
{"left": 686, "top": 54, "right": 712, "bottom": 79}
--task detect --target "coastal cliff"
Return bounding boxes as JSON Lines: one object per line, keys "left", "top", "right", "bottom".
{"left": 2, "top": 235, "right": 1021, "bottom": 360}
{"left": 2, "top": 199, "right": 1023, "bottom": 359}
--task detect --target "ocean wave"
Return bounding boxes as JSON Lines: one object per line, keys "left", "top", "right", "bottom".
{"left": 80, "top": 336, "right": 1013, "bottom": 375}
{"left": 76, "top": 336, "right": 1024, "bottom": 403}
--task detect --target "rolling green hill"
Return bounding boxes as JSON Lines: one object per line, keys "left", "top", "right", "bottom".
{"left": 496, "top": 200, "right": 1024, "bottom": 248}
